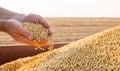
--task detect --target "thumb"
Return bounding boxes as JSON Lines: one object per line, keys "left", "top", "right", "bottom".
{"left": 17, "top": 27, "right": 33, "bottom": 40}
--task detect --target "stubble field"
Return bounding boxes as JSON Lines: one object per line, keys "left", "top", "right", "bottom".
{"left": 0, "top": 18, "right": 120, "bottom": 45}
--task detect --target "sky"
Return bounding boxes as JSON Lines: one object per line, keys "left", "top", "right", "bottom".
{"left": 0, "top": 0, "right": 120, "bottom": 17}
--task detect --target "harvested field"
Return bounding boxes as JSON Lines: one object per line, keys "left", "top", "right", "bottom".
{"left": 0, "top": 18, "right": 119, "bottom": 45}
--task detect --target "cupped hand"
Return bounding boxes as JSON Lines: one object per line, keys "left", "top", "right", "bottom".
{"left": 4, "top": 19, "right": 47, "bottom": 46}
{"left": 23, "top": 14, "right": 53, "bottom": 36}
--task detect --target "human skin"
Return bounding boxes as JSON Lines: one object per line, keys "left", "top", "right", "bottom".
{"left": 0, "top": 7, "right": 52, "bottom": 46}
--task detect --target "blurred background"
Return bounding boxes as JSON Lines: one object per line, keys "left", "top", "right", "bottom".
{"left": 0, "top": 0, "right": 120, "bottom": 17}
{"left": 0, "top": 0, "right": 120, "bottom": 45}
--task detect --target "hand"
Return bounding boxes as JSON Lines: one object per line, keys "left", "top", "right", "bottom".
{"left": 4, "top": 19, "right": 47, "bottom": 46}
{"left": 23, "top": 14, "right": 52, "bottom": 36}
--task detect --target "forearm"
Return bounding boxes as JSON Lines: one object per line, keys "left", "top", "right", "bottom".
{"left": 0, "top": 7, "right": 26, "bottom": 22}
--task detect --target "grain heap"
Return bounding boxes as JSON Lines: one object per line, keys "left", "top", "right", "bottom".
{"left": 1, "top": 26, "right": 120, "bottom": 71}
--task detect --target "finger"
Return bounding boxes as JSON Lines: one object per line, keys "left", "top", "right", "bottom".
{"left": 13, "top": 34, "right": 37, "bottom": 46}
{"left": 13, "top": 34, "right": 33, "bottom": 44}
{"left": 38, "top": 17, "right": 51, "bottom": 28}
{"left": 12, "top": 30, "right": 48, "bottom": 46}
{"left": 14, "top": 34, "right": 47, "bottom": 46}
{"left": 24, "top": 14, "right": 51, "bottom": 28}
{"left": 48, "top": 29, "right": 53, "bottom": 36}
{"left": 16, "top": 36, "right": 47, "bottom": 46}
{"left": 16, "top": 27, "right": 33, "bottom": 40}
{"left": 24, "top": 14, "right": 38, "bottom": 23}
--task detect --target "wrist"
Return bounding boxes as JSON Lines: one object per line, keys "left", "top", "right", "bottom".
{"left": 12, "top": 14, "right": 26, "bottom": 22}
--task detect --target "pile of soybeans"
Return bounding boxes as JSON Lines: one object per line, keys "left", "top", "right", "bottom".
{"left": 23, "top": 22, "right": 53, "bottom": 50}
{"left": 1, "top": 26, "right": 120, "bottom": 71}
